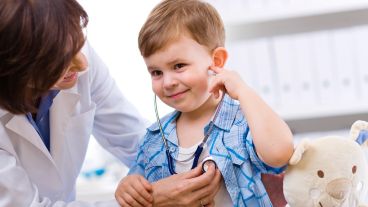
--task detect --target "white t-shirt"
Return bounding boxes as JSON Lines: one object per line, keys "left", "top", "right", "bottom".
{"left": 175, "top": 143, "right": 233, "bottom": 206}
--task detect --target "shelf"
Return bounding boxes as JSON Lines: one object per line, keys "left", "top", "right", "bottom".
{"left": 286, "top": 111, "right": 368, "bottom": 134}
{"left": 277, "top": 103, "right": 368, "bottom": 133}
{"left": 223, "top": 0, "right": 368, "bottom": 40}
{"left": 278, "top": 104, "right": 368, "bottom": 121}
{"left": 211, "top": 0, "right": 368, "bottom": 134}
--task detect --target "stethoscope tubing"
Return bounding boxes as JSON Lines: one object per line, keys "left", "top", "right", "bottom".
{"left": 154, "top": 93, "right": 224, "bottom": 174}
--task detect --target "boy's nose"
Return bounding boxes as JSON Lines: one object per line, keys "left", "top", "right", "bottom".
{"left": 163, "top": 74, "right": 178, "bottom": 88}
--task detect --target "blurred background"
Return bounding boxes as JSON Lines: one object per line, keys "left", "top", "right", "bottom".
{"left": 76, "top": 0, "right": 368, "bottom": 202}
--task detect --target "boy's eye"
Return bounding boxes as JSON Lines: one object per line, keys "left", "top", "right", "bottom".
{"left": 150, "top": 70, "right": 162, "bottom": 77}
{"left": 173, "top": 63, "right": 186, "bottom": 69}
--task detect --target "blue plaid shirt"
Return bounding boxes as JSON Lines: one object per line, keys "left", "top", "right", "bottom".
{"left": 129, "top": 94, "right": 284, "bottom": 206}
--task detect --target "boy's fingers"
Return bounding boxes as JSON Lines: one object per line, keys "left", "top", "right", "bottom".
{"left": 117, "top": 193, "right": 136, "bottom": 207}
{"left": 131, "top": 183, "right": 152, "bottom": 206}
{"left": 209, "top": 66, "right": 221, "bottom": 74}
{"left": 208, "top": 78, "right": 221, "bottom": 95}
{"left": 139, "top": 176, "right": 153, "bottom": 192}
{"left": 116, "top": 196, "right": 129, "bottom": 207}
{"left": 124, "top": 192, "right": 145, "bottom": 207}
{"left": 115, "top": 195, "right": 124, "bottom": 206}
{"left": 135, "top": 178, "right": 153, "bottom": 202}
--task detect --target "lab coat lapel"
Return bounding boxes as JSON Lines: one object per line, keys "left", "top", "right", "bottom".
{"left": 4, "top": 113, "right": 64, "bottom": 194}
{"left": 49, "top": 90, "right": 80, "bottom": 173}
{"left": 6, "top": 115, "right": 53, "bottom": 161}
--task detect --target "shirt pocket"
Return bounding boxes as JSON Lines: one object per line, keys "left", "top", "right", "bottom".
{"left": 224, "top": 142, "right": 249, "bottom": 166}
{"left": 144, "top": 150, "right": 167, "bottom": 182}
{"left": 68, "top": 103, "right": 96, "bottom": 136}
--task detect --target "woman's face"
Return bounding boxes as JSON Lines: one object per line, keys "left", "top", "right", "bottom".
{"left": 53, "top": 52, "right": 88, "bottom": 90}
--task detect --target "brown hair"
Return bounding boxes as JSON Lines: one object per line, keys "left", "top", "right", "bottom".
{"left": 0, "top": 0, "right": 88, "bottom": 114}
{"left": 138, "top": 0, "right": 225, "bottom": 57}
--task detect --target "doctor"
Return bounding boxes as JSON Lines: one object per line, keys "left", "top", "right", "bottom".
{"left": 0, "top": 0, "right": 221, "bottom": 206}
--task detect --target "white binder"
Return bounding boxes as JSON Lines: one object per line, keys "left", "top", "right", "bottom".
{"left": 353, "top": 25, "right": 368, "bottom": 102}
{"left": 292, "top": 33, "right": 319, "bottom": 108}
{"left": 330, "top": 28, "right": 360, "bottom": 104}
{"left": 227, "top": 39, "right": 277, "bottom": 108}
{"left": 272, "top": 35, "right": 300, "bottom": 110}
{"left": 250, "top": 38, "right": 278, "bottom": 108}
{"left": 226, "top": 41, "right": 259, "bottom": 91}
{"left": 309, "top": 31, "right": 338, "bottom": 106}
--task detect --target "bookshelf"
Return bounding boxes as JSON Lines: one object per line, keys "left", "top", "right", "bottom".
{"left": 221, "top": 0, "right": 368, "bottom": 40}
{"left": 207, "top": 0, "right": 368, "bottom": 134}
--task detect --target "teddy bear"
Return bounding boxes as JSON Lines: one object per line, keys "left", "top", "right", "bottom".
{"left": 283, "top": 120, "right": 368, "bottom": 207}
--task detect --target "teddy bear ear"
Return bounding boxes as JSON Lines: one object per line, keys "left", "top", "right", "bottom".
{"left": 350, "top": 120, "right": 368, "bottom": 146}
{"left": 289, "top": 139, "right": 311, "bottom": 165}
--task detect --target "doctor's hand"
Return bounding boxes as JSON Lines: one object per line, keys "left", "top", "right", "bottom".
{"left": 151, "top": 164, "right": 221, "bottom": 207}
{"left": 115, "top": 174, "right": 153, "bottom": 207}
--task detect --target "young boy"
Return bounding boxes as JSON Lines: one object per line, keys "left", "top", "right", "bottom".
{"left": 115, "top": 0, "right": 293, "bottom": 206}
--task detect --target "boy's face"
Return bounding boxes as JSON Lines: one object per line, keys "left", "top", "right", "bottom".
{"left": 144, "top": 35, "right": 214, "bottom": 112}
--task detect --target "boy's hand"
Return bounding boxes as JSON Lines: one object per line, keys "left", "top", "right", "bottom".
{"left": 208, "top": 66, "right": 248, "bottom": 101}
{"left": 115, "top": 174, "right": 153, "bottom": 207}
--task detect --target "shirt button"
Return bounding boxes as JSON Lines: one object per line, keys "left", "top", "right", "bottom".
{"left": 170, "top": 147, "right": 176, "bottom": 152}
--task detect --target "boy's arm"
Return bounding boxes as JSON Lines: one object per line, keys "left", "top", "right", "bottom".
{"left": 209, "top": 66, "right": 293, "bottom": 167}
{"left": 237, "top": 85, "right": 293, "bottom": 167}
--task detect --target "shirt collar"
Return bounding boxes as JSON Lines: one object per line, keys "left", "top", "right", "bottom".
{"left": 36, "top": 90, "right": 60, "bottom": 121}
{"left": 211, "top": 94, "right": 239, "bottom": 132}
{"left": 148, "top": 94, "right": 239, "bottom": 133}
{"left": 147, "top": 111, "right": 180, "bottom": 145}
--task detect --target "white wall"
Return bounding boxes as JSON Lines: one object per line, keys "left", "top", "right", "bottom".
{"left": 76, "top": 1, "right": 165, "bottom": 202}
{"left": 78, "top": 0, "right": 171, "bottom": 123}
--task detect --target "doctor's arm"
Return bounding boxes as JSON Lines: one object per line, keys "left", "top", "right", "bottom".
{"left": 86, "top": 42, "right": 148, "bottom": 167}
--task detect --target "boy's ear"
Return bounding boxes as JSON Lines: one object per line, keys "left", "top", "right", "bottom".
{"left": 212, "top": 47, "right": 228, "bottom": 68}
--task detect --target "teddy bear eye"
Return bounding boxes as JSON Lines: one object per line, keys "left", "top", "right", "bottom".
{"left": 352, "top": 165, "right": 357, "bottom": 174}
{"left": 317, "top": 170, "right": 324, "bottom": 178}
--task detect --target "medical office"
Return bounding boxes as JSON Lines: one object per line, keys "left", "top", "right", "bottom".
{"left": 76, "top": 0, "right": 368, "bottom": 202}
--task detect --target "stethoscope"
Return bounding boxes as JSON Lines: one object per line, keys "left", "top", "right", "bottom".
{"left": 153, "top": 93, "right": 224, "bottom": 175}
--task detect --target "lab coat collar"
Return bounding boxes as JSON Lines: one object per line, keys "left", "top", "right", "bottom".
{"left": 3, "top": 87, "right": 81, "bottom": 166}
{"left": 6, "top": 114, "right": 53, "bottom": 160}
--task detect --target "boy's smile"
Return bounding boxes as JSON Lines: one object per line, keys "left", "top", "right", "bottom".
{"left": 144, "top": 35, "right": 216, "bottom": 113}
{"left": 167, "top": 89, "right": 190, "bottom": 100}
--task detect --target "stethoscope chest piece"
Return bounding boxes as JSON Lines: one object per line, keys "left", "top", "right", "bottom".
{"left": 201, "top": 156, "right": 218, "bottom": 173}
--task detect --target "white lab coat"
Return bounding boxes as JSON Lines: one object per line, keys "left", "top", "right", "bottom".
{"left": 0, "top": 43, "right": 147, "bottom": 206}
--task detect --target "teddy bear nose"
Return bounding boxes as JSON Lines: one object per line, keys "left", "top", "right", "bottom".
{"left": 326, "top": 178, "right": 351, "bottom": 200}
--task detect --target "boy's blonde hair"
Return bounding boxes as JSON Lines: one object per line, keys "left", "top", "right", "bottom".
{"left": 138, "top": 0, "right": 225, "bottom": 57}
